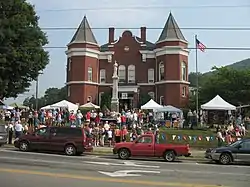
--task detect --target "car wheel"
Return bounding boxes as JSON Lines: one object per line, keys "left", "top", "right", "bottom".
{"left": 219, "top": 153, "right": 232, "bottom": 165}
{"left": 64, "top": 144, "right": 76, "bottom": 156}
{"left": 118, "top": 148, "right": 130, "bottom": 160}
{"left": 19, "top": 141, "right": 29, "bottom": 152}
{"left": 164, "top": 150, "right": 176, "bottom": 162}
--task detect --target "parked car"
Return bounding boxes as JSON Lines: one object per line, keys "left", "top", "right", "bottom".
{"left": 205, "top": 138, "right": 250, "bottom": 164}
{"left": 0, "top": 125, "right": 7, "bottom": 147}
{"left": 113, "top": 134, "right": 191, "bottom": 161}
{"left": 14, "top": 126, "right": 93, "bottom": 156}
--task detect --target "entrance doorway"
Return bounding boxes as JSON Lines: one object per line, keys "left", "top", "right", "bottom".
{"left": 119, "top": 99, "right": 133, "bottom": 111}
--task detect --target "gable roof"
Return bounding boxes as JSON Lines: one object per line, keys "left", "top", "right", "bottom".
{"left": 69, "top": 16, "right": 98, "bottom": 45}
{"left": 157, "top": 12, "right": 186, "bottom": 43}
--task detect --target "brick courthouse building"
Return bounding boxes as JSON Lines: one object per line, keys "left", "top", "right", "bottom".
{"left": 66, "top": 13, "right": 189, "bottom": 109}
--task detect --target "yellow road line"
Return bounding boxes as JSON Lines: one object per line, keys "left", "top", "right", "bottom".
{"left": 0, "top": 168, "right": 226, "bottom": 187}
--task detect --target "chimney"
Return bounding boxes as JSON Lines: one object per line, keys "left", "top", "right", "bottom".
{"left": 140, "top": 27, "right": 146, "bottom": 43}
{"left": 109, "top": 27, "right": 115, "bottom": 43}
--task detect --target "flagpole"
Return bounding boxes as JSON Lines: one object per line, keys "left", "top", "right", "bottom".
{"left": 195, "top": 35, "right": 199, "bottom": 118}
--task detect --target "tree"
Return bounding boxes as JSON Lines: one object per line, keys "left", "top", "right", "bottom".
{"left": 0, "top": 0, "right": 49, "bottom": 99}
{"left": 23, "top": 86, "right": 67, "bottom": 109}
{"left": 188, "top": 72, "right": 204, "bottom": 87}
{"left": 139, "top": 93, "right": 151, "bottom": 106}
{"left": 101, "top": 93, "right": 111, "bottom": 110}
{"left": 199, "top": 67, "right": 250, "bottom": 105}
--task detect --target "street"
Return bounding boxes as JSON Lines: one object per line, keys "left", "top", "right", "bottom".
{"left": 0, "top": 148, "right": 249, "bottom": 187}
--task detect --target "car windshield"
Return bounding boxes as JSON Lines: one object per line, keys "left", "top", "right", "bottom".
{"left": 229, "top": 140, "right": 242, "bottom": 147}
{"left": 0, "top": 125, "right": 6, "bottom": 132}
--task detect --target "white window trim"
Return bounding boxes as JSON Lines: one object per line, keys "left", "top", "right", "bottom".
{"left": 148, "top": 68, "right": 154, "bottom": 83}
{"left": 99, "top": 92, "right": 104, "bottom": 106}
{"left": 148, "top": 92, "right": 155, "bottom": 100}
{"left": 88, "top": 67, "right": 93, "bottom": 81}
{"left": 159, "top": 96, "right": 164, "bottom": 105}
{"left": 128, "top": 65, "right": 135, "bottom": 83}
{"left": 68, "top": 58, "right": 71, "bottom": 71}
{"left": 100, "top": 69, "right": 106, "bottom": 83}
{"left": 181, "top": 62, "right": 187, "bottom": 81}
{"left": 182, "top": 86, "right": 186, "bottom": 97}
{"left": 159, "top": 62, "right": 164, "bottom": 81}
{"left": 118, "top": 65, "right": 126, "bottom": 83}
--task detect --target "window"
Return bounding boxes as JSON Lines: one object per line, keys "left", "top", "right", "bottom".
{"left": 100, "top": 69, "right": 106, "bottom": 83}
{"left": 35, "top": 127, "right": 48, "bottom": 136}
{"left": 87, "top": 96, "right": 92, "bottom": 103}
{"left": 240, "top": 141, "right": 250, "bottom": 150}
{"left": 182, "top": 86, "right": 186, "bottom": 97}
{"left": 148, "top": 68, "right": 154, "bottom": 83}
{"left": 128, "top": 65, "right": 135, "bottom": 83}
{"left": 160, "top": 96, "right": 164, "bottom": 105}
{"left": 52, "top": 128, "right": 82, "bottom": 137}
{"left": 68, "top": 58, "right": 71, "bottom": 71}
{"left": 159, "top": 62, "right": 164, "bottom": 81}
{"left": 67, "top": 86, "right": 70, "bottom": 97}
{"left": 148, "top": 92, "right": 155, "bottom": 100}
{"left": 99, "top": 92, "right": 104, "bottom": 106}
{"left": 118, "top": 65, "right": 126, "bottom": 83}
{"left": 88, "top": 67, "right": 93, "bottom": 81}
{"left": 182, "top": 62, "right": 187, "bottom": 81}
{"left": 137, "top": 136, "right": 152, "bottom": 143}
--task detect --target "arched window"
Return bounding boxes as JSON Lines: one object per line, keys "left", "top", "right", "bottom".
{"left": 88, "top": 67, "right": 93, "bottom": 81}
{"left": 100, "top": 69, "right": 106, "bottom": 83}
{"left": 148, "top": 92, "right": 155, "bottom": 100}
{"left": 67, "top": 86, "right": 70, "bottom": 97}
{"left": 118, "top": 65, "right": 126, "bottom": 83}
{"left": 87, "top": 96, "right": 92, "bottom": 103}
{"left": 148, "top": 68, "right": 154, "bottom": 83}
{"left": 181, "top": 62, "right": 187, "bottom": 81}
{"left": 182, "top": 86, "right": 186, "bottom": 97}
{"left": 160, "top": 96, "right": 164, "bottom": 105}
{"left": 159, "top": 62, "right": 164, "bottom": 81}
{"left": 99, "top": 92, "right": 104, "bottom": 106}
{"left": 128, "top": 65, "right": 135, "bottom": 83}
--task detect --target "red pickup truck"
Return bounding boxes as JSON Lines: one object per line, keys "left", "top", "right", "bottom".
{"left": 113, "top": 134, "right": 191, "bottom": 161}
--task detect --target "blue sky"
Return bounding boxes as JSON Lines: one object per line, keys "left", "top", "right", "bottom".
{"left": 5, "top": 0, "right": 250, "bottom": 104}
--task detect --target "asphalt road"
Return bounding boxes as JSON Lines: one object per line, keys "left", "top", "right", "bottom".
{"left": 0, "top": 148, "right": 250, "bottom": 187}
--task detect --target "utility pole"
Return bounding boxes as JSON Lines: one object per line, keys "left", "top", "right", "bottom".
{"left": 35, "top": 76, "right": 38, "bottom": 111}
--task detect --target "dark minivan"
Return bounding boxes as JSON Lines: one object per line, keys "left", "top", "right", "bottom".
{"left": 14, "top": 126, "right": 93, "bottom": 156}
{"left": 0, "top": 125, "right": 7, "bottom": 146}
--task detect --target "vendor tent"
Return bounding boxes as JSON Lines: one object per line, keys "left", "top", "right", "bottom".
{"left": 79, "top": 102, "right": 100, "bottom": 109}
{"left": 50, "top": 100, "right": 78, "bottom": 112}
{"left": 201, "top": 95, "right": 236, "bottom": 110}
{"left": 0, "top": 105, "right": 14, "bottom": 110}
{"left": 156, "top": 105, "right": 182, "bottom": 113}
{"left": 10, "top": 103, "right": 29, "bottom": 109}
{"left": 40, "top": 105, "right": 57, "bottom": 110}
{"left": 141, "top": 99, "right": 163, "bottom": 110}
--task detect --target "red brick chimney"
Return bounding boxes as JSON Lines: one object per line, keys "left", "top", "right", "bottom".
{"left": 109, "top": 27, "right": 115, "bottom": 43}
{"left": 140, "top": 27, "right": 146, "bottom": 43}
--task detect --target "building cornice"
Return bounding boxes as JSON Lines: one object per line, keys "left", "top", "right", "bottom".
{"left": 156, "top": 38, "right": 188, "bottom": 45}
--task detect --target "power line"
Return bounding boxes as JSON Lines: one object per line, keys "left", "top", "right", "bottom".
{"left": 34, "top": 5, "right": 250, "bottom": 12}
{"left": 40, "top": 27, "right": 250, "bottom": 31}
{"left": 1, "top": 46, "right": 250, "bottom": 51}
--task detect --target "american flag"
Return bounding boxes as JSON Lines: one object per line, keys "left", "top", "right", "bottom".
{"left": 196, "top": 39, "right": 206, "bottom": 52}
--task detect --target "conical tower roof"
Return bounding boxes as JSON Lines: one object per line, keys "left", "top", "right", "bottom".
{"left": 157, "top": 13, "right": 186, "bottom": 43}
{"left": 69, "top": 16, "right": 98, "bottom": 45}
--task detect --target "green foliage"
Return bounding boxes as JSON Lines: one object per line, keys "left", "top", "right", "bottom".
{"left": 139, "top": 93, "right": 151, "bottom": 106}
{"left": 23, "top": 86, "right": 67, "bottom": 109}
{"left": 101, "top": 93, "right": 111, "bottom": 110}
{"left": 199, "top": 67, "right": 250, "bottom": 105}
{"left": 0, "top": 0, "right": 49, "bottom": 99}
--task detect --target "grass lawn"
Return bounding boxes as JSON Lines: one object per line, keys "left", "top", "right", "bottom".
{"left": 158, "top": 127, "right": 250, "bottom": 149}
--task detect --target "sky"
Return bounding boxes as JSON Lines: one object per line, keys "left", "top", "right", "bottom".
{"left": 5, "top": 0, "right": 250, "bottom": 104}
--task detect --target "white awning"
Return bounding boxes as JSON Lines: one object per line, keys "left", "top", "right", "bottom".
{"left": 201, "top": 95, "right": 236, "bottom": 110}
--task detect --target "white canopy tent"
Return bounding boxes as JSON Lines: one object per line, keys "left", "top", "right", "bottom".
{"left": 156, "top": 105, "right": 182, "bottom": 113}
{"left": 141, "top": 99, "right": 163, "bottom": 110}
{"left": 201, "top": 95, "right": 236, "bottom": 110}
{"left": 40, "top": 105, "right": 57, "bottom": 110}
{"left": 50, "top": 100, "right": 79, "bottom": 112}
{"left": 79, "top": 102, "right": 100, "bottom": 109}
